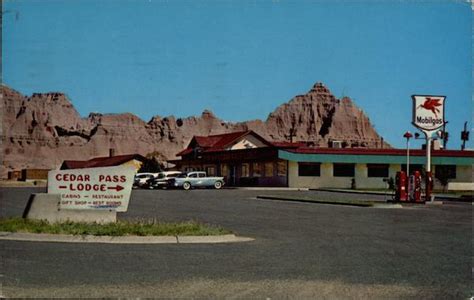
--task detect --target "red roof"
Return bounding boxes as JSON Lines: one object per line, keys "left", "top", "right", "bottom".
{"left": 61, "top": 154, "right": 147, "bottom": 169}
{"left": 286, "top": 147, "right": 474, "bottom": 157}
{"left": 175, "top": 148, "right": 194, "bottom": 156}
{"left": 176, "top": 130, "right": 354, "bottom": 156}
{"left": 270, "top": 141, "right": 306, "bottom": 148}
{"left": 174, "top": 130, "right": 471, "bottom": 159}
{"left": 195, "top": 131, "right": 252, "bottom": 149}
{"left": 176, "top": 131, "right": 274, "bottom": 156}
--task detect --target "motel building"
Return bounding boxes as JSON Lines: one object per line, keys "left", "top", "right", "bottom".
{"left": 61, "top": 153, "right": 147, "bottom": 172}
{"left": 171, "top": 131, "right": 473, "bottom": 190}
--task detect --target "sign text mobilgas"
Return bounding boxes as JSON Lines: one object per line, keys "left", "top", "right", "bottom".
{"left": 411, "top": 95, "right": 446, "bottom": 132}
{"left": 415, "top": 116, "right": 443, "bottom": 127}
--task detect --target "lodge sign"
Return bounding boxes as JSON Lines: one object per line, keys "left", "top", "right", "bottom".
{"left": 412, "top": 95, "right": 446, "bottom": 132}
{"left": 48, "top": 166, "right": 135, "bottom": 212}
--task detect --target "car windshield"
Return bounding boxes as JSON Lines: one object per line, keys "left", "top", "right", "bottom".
{"left": 176, "top": 173, "right": 187, "bottom": 178}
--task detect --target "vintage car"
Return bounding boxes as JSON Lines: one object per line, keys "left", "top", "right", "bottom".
{"left": 169, "top": 171, "right": 225, "bottom": 190}
{"left": 133, "top": 173, "right": 159, "bottom": 188}
{"left": 149, "top": 171, "right": 183, "bottom": 189}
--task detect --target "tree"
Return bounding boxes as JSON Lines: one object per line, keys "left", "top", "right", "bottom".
{"left": 435, "top": 167, "right": 451, "bottom": 192}
{"left": 138, "top": 157, "right": 162, "bottom": 173}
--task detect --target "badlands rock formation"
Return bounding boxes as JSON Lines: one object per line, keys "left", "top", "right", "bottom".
{"left": 1, "top": 82, "right": 388, "bottom": 178}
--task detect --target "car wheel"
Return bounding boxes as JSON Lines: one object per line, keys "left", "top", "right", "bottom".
{"left": 183, "top": 182, "right": 191, "bottom": 190}
{"left": 214, "top": 181, "right": 223, "bottom": 189}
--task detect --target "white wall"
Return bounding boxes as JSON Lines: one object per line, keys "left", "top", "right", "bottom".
{"left": 288, "top": 162, "right": 353, "bottom": 189}
{"left": 432, "top": 165, "right": 473, "bottom": 190}
{"left": 288, "top": 161, "right": 473, "bottom": 190}
{"left": 228, "top": 135, "right": 267, "bottom": 150}
{"left": 355, "top": 164, "right": 399, "bottom": 189}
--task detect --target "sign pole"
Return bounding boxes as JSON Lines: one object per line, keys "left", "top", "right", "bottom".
{"left": 407, "top": 138, "right": 410, "bottom": 178}
{"left": 424, "top": 130, "right": 433, "bottom": 202}
{"left": 406, "top": 138, "right": 410, "bottom": 200}
{"left": 411, "top": 95, "right": 446, "bottom": 203}
{"left": 461, "top": 121, "right": 469, "bottom": 151}
{"left": 425, "top": 134, "right": 431, "bottom": 174}
{"left": 403, "top": 131, "right": 413, "bottom": 199}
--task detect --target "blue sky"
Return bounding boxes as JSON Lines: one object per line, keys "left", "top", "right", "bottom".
{"left": 3, "top": 0, "right": 472, "bottom": 149}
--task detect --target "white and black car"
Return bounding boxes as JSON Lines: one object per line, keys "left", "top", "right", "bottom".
{"left": 149, "top": 171, "right": 183, "bottom": 189}
{"left": 133, "top": 173, "right": 159, "bottom": 189}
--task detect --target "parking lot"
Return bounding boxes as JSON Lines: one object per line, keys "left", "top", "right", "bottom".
{"left": 1, "top": 187, "right": 472, "bottom": 298}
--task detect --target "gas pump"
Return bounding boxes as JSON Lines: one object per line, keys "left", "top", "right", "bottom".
{"left": 413, "top": 171, "right": 422, "bottom": 202}
{"left": 408, "top": 174, "right": 415, "bottom": 201}
{"left": 395, "top": 171, "right": 407, "bottom": 202}
{"left": 408, "top": 171, "right": 422, "bottom": 202}
{"left": 425, "top": 171, "right": 433, "bottom": 202}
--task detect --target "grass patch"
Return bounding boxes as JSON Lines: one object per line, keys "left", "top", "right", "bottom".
{"left": 0, "top": 217, "right": 231, "bottom": 236}
{"left": 432, "top": 190, "right": 472, "bottom": 195}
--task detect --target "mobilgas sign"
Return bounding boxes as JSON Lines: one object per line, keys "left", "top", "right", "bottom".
{"left": 48, "top": 166, "right": 135, "bottom": 212}
{"left": 412, "top": 95, "right": 446, "bottom": 132}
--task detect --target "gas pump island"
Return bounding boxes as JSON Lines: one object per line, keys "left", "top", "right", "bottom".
{"left": 395, "top": 95, "right": 446, "bottom": 203}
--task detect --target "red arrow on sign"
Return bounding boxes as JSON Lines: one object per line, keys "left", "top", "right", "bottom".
{"left": 108, "top": 185, "right": 124, "bottom": 192}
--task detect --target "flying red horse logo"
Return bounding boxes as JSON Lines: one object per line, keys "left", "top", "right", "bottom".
{"left": 417, "top": 97, "right": 442, "bottom": 118}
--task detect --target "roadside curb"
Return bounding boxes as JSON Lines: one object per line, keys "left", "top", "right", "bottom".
{"left": 314, "top": 188, "right": 472, "bottom": 202}
{"left": 226, "top": 187, "right": 310, "bottom": 191}
{"left": 0, "top": 232, "right": 254, "bottom": 244}
{"left": 256, "top": 195, "right": 402, "bottom": 208}
{"left": 313, "top": 188, "right": 389, "bottom": 196}
{"left": 0, "top": 181, "right": 47, "bottom": 188}
{"left": 257, "top": 195, "right": 454, "bottom": 208}
{"left": 372, "top": 203, "right": 404, "bottom": 208}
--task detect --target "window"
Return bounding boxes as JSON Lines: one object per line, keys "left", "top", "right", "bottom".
{"left": 241, "top": 163, "right": 249, "bottom": 177}
{"left": 221, "top": 164, "right": 228, "bottom": 177}
{"left": 205, "top": 166, "right": 215, "bottom": 176}
{"left": 189, "top": 173, "right": 197, "bottom": 178}
{"left": 435, "top": 165, "right": 456, "bottom": 180}
{"left": 198, "top": 172, "right": 206, "bottom": 178}
{"left": 367, "top": 164, "right": 389, "bottom": 178}
{"left": 333, "top": 163, "right": 355, "bottom": 177}
{"left": 264, "top": 162, "right": 274, "bottom": 177}
{"left": 298, "top": 162, "right": 320, "bottom": 177}
{"left": 277, "top": 160, "right": 287, "bottom": 177}
{"left": 401, "top": 164, "right": 423, "bottom": 174}
{"left": 252, "top": 162, "right": 261, "bottom": 177}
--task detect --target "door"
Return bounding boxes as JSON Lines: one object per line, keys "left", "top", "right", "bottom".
{"left": 229, "top": 165, "right": 237, "bottom": 186}
{"left": 196, "top": 172, "right": 206, "bottom": 187}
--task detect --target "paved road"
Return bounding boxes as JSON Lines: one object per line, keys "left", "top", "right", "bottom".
{"left": 1, "top": 187, "right": 471, "bottom": 298}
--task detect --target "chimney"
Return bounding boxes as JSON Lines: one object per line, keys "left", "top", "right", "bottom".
{"left": 109, "top": 148, "right": 115, "bottom": 157}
